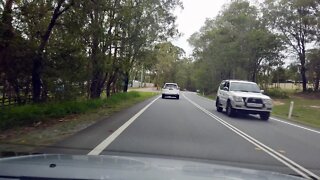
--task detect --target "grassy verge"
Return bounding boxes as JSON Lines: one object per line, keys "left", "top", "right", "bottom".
{"left": 0, "top": 91, "right": 157, "bottom": 152}
{"left": 198, "top": 93, "right": 217, "bottom": 100}
{"left": 0, "top": 91, "right": 156, "bottom": 131}
{"left": 272, "top": 97, "right": 320, "bottom": 128}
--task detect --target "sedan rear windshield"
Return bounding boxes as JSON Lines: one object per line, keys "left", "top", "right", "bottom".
{"left": 229, "top": 82, "right": 260, "bottom": 93}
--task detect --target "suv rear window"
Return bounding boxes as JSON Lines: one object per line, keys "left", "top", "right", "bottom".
{"left": 164, "top": 84, "right": 178, "bottom": 89}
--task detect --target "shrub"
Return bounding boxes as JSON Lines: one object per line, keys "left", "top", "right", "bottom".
{"left": 0, "top": 91, "right": 147, "bottom": 131}
{"left": 265, "top": 88, "right": 289, "bottom": 99}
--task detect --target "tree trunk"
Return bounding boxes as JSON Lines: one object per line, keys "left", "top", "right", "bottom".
{"left": 106, "top": 70, "right": 118, "bottom": 97}
{"left": 32, "top": 55, "right": 42, "bottom": 102}
{"left": 41, "top": 80, "right": 48, "bottom": 101}
{"left": 24, "top": 80, "right": 30, "bottom": 104}
{"left": 251, "top": 72, "right": 256, "bottom": 83}
{"left": 12, "top": 79, "right": 21, "bottom": 104}
{"left": 300, "top": 54, "right": 307, "bottom": 92}
{"left": 89, "top": 5, "right": 102, "bottom": 99}
{"left": 32, "top": 0, "right": 71, "bottom": 102}
{"left": 1, "top": 80, "right": 6, "bottom": 107}
{"left": 314, "top": 73, "right": 320, "bottom": 92}
{"left": 106, "top": 85, "right": 111, "bottom": 97}
{"left": 123, "top": 71, "right": 129, "bottom": 92}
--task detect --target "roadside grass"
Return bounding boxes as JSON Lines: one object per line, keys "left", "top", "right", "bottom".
{"left": 198, "top": 93, "right": 217, "bottom": 100}
{"left": 272, "top": 96, "right": 320, "bottom": 129}
{"left": 0, "top": 91, "right": 156, "bottom": 131}
{"left": 0, "top": 91, "right": 158, "bottom": 152}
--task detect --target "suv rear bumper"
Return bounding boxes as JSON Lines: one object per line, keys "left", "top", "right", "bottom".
{"left": 162, "top": 89, "right": 179, "bottom": 96}
{"left": 162, "top": 93, "right": 179, "bottom": 96}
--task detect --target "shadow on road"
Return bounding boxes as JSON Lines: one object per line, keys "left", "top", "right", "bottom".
{"left": 220, "top": 112, "right": 267, "bottom": 122}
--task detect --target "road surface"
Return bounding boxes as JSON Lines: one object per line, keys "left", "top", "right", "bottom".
{"left": 43, "top": 92, "right": 320, "bottom": 179}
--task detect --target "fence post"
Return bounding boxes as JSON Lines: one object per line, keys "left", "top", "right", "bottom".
{"left": 288, "top": 101, "right": 294, "bottom": 119}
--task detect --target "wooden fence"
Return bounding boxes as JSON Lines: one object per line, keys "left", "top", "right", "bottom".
{"left": 0, "top": 94, "right": 32, "bottom": 108}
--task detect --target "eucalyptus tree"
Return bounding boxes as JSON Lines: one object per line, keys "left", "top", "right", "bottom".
{"left": 84, "top": 0, "right": 182, "bottom": 97}
{"left": 263, "top": 0, "right": 319, "bottom": 92}
{"left": 0, "top": 0, "right": 74, "bottom": 102}
{"left": 188, "top": 0, "right": 283, "bottom": 93}
{"left": 307, "top": 48, "right": 320, "bottom": 91}
{"left": 30, "top": 0, "right": 74, "bottom": 102}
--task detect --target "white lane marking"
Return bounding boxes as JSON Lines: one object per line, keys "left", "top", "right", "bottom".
{"left": 195, "top": 93, "right": 320, "bottom": 135}
{"left": 183, "top": 93, "right": 319, "bottom": 179}
{"left": 88, "top": 96, "right": 160, "bottom": 155}
{"left": 270, "top": 117, "right": 320, "bottom": 135}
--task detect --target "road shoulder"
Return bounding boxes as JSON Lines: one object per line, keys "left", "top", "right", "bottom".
{"left": 0, "top": 93, "right": 158, "bottom": 155}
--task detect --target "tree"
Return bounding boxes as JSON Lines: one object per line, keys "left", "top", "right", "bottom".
{"left": 0, "top": 0, "right": 182, "bottom": 105}
{"left": 188, "top": 0, "right": 283, "bottom": 93}
{"left": 150, "top": 42, "right": 184, "bottom": 87}
{"left": 83, "top": 0, "right": 182, "bottom": 98}
{"left": 263, "top": 0, "right": 319, "bottom": 92}
{"left": 307, "top": 49, "right": 320, "bottom": 91}
{"left": 0, "top": 0, "right": 36, "bottom": 104}
{"left": 30, "top": 0, "right": 74, "bottom": 102}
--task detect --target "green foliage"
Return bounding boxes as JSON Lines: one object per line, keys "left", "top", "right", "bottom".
{"left": 188, "top": 0, "right": 283, "bottom": 93}
{"left": 0, "top": 0, "right": 182, "bottom": 104}
{"left": 262, "top": 0, "right": 320, "bottom": 92}
{"left": 0, "top": 91, "right": 153, "bottom": 131}
{"left": 140, "top": 41, "right": 196, "bottom": 91}
{"left": 306, "top": 48, "right": 320, "bottom": 91}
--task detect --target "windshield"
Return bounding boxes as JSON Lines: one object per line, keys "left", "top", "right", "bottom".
{"left": 229, "top": 82, "right": 261, "bottom": 93}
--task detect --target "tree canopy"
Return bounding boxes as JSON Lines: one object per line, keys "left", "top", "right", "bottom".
{"left": 0, "top": 0, "right": 182, "bottom": 104}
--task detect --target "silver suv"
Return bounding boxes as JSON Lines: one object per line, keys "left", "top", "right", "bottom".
{"left": 216, "top": 80, "right": 272, "bottom": 120}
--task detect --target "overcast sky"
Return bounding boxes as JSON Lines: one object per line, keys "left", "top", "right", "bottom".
{"left": 171, "top": 0, "right": 229, "bottom": 56}
{"left": 172, "top": 0, "right": 259, "bottom": 56}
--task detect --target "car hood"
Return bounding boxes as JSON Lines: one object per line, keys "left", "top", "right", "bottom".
{"left": 0, "top": 154, "right": 302, "bottom": 180}
{"left": 230, "top": 91, "right": 271, "bottom": 99}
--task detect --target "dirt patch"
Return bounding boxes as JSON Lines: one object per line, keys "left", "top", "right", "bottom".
{"left": 294, "top": 92, "right": 320, "bottom": 99}
{"left": 273, "top": 100, "right": 285, "bottom": 106}
{"left": 0, "top": 115, "right": 78, "bottom": 142}
{"left": 310, "top": 105, "right": 320, "bottom": 109}
{"left": 128, "top": 87, "right": 160, "bottom": 92}
{"left": 0, "top": 111, "right": 106, "bottom": 153}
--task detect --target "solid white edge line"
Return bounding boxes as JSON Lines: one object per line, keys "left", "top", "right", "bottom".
{"left": 183, "top": 93, "right": 319, "bottom": 179}
{"left": 195, "top": 93, "right": 320, "bottom": 135}
{"left": 87, "top": 96, "right": 160, "bottom": 155}
{"left": 270, "top": 117, "right": 320, "bottom": 135}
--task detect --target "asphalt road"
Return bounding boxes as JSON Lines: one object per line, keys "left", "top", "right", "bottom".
{"left": 42, "top": 92, "right": 320, "bottom": 179}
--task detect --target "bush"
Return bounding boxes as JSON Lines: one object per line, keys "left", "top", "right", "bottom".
{"left": 265, "top": 88, "right": 289, "bottom": 99}
{"left": 0, "top": 91, "right": 145, "bottom": 131}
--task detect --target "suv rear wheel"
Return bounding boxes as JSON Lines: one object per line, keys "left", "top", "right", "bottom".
{"left": 162, "top": 94, "right": 165, "bottom": 99}
{"left": 260, "top": 112, "right": 270, "bottom": 120}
